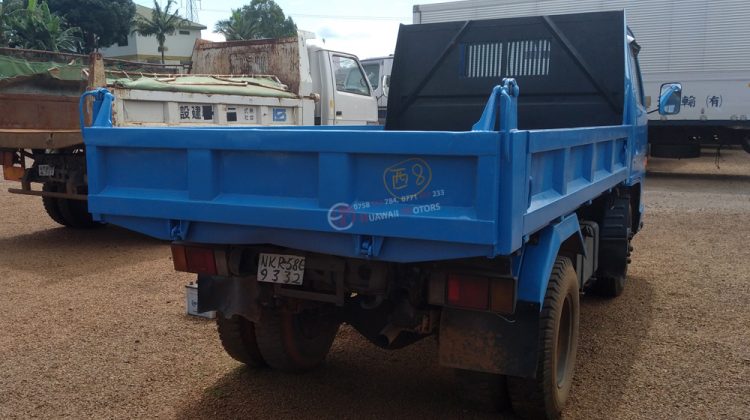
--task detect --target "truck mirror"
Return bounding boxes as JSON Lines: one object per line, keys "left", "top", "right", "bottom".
{"left": 382, "top": 75, "right": 391, "bottom": 97}
{"left": 658, "top": 83, "right": 682, "bottom": 115}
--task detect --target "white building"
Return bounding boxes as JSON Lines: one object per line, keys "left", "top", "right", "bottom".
{"left": 100, "top": 4, "right": 206, "bottom": 64}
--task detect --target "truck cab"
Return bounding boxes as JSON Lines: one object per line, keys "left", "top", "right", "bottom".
{"left": 309, "top": 47, "right": 378, "bottom": 125}
{"left": 190, "top": 33, "right": 378, "bottom": 126}
{"left": 361, "top": 56, "right": 394, "bottom": 124}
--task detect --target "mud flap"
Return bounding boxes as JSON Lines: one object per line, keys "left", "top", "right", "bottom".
{"left": 438, "top": 302, "right": 540, "bottom": 379}
{"left": 197, "top": 275, "right": 262, "bottom": 322}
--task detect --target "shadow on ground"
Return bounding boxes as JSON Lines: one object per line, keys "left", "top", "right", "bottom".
{"left": 565, "top": 275, "right": 656, "bottom": 416}
{"left": 0, "top": 225, "right": 166, "bottom": 277}
{"left": 175, "top": 276, "right": 655, "bottom": 419}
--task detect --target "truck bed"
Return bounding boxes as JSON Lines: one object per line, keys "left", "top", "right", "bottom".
{"left": 86, "top": 106, "right": 630, "bottom": 262}
{"left": 85, "top": 12, "right": 636, "bottom": 263}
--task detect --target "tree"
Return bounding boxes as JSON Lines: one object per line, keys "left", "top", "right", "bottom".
{"left": 133, "top": 0, "right": 185, "bottom": 64}
{"left": 5, "top": 0, "right": 81, "bottom": 52}
{"left": 0, "top": 0, "right": 25, "bottom": 46}
{"left": 215, "top": 0, "right": 297, "bottom": 41}
{"left": 47, "top": 0, "right": 135, "bottom": 53}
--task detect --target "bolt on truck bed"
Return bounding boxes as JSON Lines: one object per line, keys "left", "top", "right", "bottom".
{"left": 84, "top": 11, "right": 648, "bottom": 419}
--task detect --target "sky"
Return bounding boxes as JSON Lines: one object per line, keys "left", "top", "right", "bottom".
{"left": 133, "top": 0, "right": 451, "bottom": 59}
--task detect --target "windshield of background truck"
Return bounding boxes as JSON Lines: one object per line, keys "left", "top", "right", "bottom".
{"left": 363, "top": 63, "right": 380, "bottom": 89}
{"left": 333, "top": 55, "right": 371, "bottom": 96}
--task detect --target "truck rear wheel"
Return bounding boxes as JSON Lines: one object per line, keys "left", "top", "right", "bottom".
{"left": 42, "top": 182, "right": 100, "bottom": 229}
{"left": 57, "top": 189, "right": 99, "bottom": 229}
{"left": 742, "top": 134, "right": 750, "bottom": 154}
{"left": 254, "top": 308, "right": 339, "bottom": 372}
{"left": 42, "top": 182, "right": 69, "bottom": 227}
{"left": 216, "top": 314, "right": 267, "bottom": 367}
{"left": 508, "top": 257, "right": 579, "bottom": 420}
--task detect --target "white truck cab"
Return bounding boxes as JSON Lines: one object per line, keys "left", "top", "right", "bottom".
{"left": 190, "top": 32, "right": 378, "bottom": 126}
{"left": 361, "top": 56, "right": 394, "bottom": 124}
{"left": 309, "top": 47, "right": 378, "bottom": 125}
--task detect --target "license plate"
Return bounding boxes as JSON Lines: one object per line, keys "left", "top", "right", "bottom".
{"left": 257, "top": 253, "right": 305, "bottom": 285}
{"left": 38, "top": 165, "right": 54, "bottom": 177}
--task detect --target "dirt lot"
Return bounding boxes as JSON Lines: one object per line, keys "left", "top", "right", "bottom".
{"left": 0, "top": 148, "right": 748, "bottom": 419}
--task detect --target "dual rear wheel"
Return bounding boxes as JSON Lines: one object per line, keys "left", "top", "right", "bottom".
{"left": 42, "top": 182, "right": 99, "bottom": 228}
{"left": 217, "top": 307, "right": 340, "bottom": 373}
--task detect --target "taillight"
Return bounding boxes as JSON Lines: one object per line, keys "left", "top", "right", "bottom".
{"left": 171, "top": 244, "right": 217, "bottom": 275}
{"left": 1, "top": 151, "right": 23, "bottom": 181}
{"left": 444, "top": 274, "right": 516, "bottom": 314}
{"left": 447, "top": 275, "right": 488, "bottom": 310}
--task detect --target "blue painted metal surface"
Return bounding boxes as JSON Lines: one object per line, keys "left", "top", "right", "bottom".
{"left": 516, "top": 214, "right": 583, "bottom": 304}
{"left": 83, "top": 77, "right": 642, "bottom": 267}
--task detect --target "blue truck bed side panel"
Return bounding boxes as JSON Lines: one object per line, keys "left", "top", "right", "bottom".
{"left": 84, "top": 84, "right": 634, "bottom": 263}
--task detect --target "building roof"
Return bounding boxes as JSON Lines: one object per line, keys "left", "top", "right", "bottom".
{"left": 135, "top": 4, "right": 207, "bottom": 30}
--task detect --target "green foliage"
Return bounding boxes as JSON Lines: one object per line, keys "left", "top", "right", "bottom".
{"left": 4, "top": 0, "right": 81, "bottom": 51}
{"left": 0, "top": 0, "right": 26, "bottom": 46}
{"left": 133, "top": 0, "right": 185, "bottom": 64}
{"left": 215, "top": 0, "right": 297, "bottom": 41}
{"left": 47, "top": 0, "right": 136, "bottom": 53}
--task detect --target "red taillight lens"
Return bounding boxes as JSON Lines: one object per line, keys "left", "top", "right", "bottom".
{"left": 171, "top": 244, "right": 217, "bottom": 275}
{"left": 446, "top": 275, "right": 489, "bottom": 310}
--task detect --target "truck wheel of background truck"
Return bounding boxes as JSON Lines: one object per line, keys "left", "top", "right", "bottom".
{"left": 508, "top": 257, "right": 579, "bottom": 420}
{"left": 742, "top": 134, "right": 750, "bottom": 154}
{"left": 216, "top": 314, "right": 267, "bottom": 367}
{"left": 592, "top": 195, "right": 632, "bottom": 297}
{"left": 42, "top": 182, "right": 100, "bottom": 229}
{"left": 42, "top": 182, "right": 69, "bottom": 227}
{"left": 56, "top": 185, "right": 99, "bottom": 229}
{"left": 254, "top": 307, "right": 340, "bottom": 372}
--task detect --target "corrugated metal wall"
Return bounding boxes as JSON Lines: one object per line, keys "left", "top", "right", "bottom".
{"left": 414, "top": 0, "right": 750, "bottom": 73}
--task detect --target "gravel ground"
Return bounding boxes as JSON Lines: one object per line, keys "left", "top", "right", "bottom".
{"left": 0, "top": 148, "right": 748, "bottom": 419}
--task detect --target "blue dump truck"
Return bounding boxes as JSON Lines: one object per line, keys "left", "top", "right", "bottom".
{"left": 82, "top": 11, "right": 679, "bottom": 420}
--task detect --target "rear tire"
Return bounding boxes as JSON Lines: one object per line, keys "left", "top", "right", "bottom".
{"left": 57, "top": 193, "right": 99, "bottom": 229}
{"left": 508, "top": 257, "right": 579, "bottom": 420}
{"left": 216, "top": 314, "right": 267, "bottom": 367}
{"left": 42, "top": 182, "right": 69, "bottom": 227}
{"left": 254, "top": 308, "right": 339, "bottom": 372}
{"left": 741, "top": 134, "right": 750, "bottom": 154}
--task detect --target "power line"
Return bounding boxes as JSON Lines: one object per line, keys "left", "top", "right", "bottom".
{"left": 199, "top": 8, "right": 408, "bottom": 21}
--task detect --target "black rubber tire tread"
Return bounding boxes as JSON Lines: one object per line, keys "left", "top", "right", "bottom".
{"left": 254, "top": 309, "right": 339, "bottom": 373}
{"left": 508, "top": 257, "right": 579, "bottom": 420}
{"left": 216, "top": 314, "right": 267, "bottom": 367}
{"left": 56, "top": 187, "right": 99, "bottom": 229}
{"left": 455, "top": 369, "right": 510, "bottom": 413}
{"left": 41, "top": 183, "right": 69, "bottom": 227}
{"left": 593, "top": 195, "right": 632, "bottom": 298}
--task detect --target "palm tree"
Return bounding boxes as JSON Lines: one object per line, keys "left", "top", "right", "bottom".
{"left": 133, "top": 0, "right": 185, "bottom": 64}
{"left": 214, "top": 8, "right": 255, "bottom": 41}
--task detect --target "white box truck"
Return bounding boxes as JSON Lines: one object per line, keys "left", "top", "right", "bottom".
{"left": 413, "top": 0, "right": 750, "bottom": 157}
